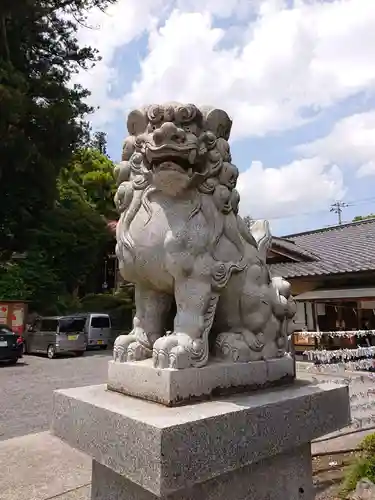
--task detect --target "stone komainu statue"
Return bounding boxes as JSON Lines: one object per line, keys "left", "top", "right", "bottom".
{"left": 113, "top": 103, "right": 296, "bottom": 369}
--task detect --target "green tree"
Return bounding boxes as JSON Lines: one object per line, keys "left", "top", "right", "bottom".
{"left": 60, "top": 147, "right": 117, "bottom": 219}
{"left": 353, "top": 213, "right": 375, "bottom": 222}
{"left": 91, "top": 131, "right": 108, "bottom": 155}
{"left": 34, "top": 200, "right": 111, "bottom": 294}
{"left": 0, "top": 0, "right": 114, "bottom": 260}
{"left": 0, "top": 146, "right": 115, "bottom": 313}
{"left": 0, "top": 197, "right": 112, "bottom": 313}
{"left": 340, "top": 433, "right": 375, "bottom": 497}
{"left": 0, "top": 250, "right": 64, "bottom": 313}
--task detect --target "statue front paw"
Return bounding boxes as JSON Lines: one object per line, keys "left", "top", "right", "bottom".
{"left": 127, "top": 341, "right": 152, "bottom": 361}
{"left": 152, "top": 334, "right": 206, "bottom": 369}
{"left": 113, "top": 331, "right": 152, "bottom": 363}
{"left": 113, "top": 334, "right": 135, "bottom": 362}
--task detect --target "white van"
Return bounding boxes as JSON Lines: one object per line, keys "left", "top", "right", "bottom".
{"left": 75, "top": 313, "right": 112, "bottom": 350}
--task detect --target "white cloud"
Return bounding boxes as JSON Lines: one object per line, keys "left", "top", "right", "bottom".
{"left": 358, "top": 161, "right": 375, "bottom": 178}
{"left": 72, "top": 0, "right": 170, "bottom": 125}
{"left": 175, "top": 0, "right": 259, "bottom": 19}
{"left": 76, "top": 0, "right": 375, "bottom": 138}
{"left": 72, "top": 0, "right": 375, "bottom": 232}
{"left": 72, "top": 0, "right": 255, "bottom": 127}
{"left": 237, "top": 157, "right": 346, "bottom": 219}
{"left": 297, "top": 110, "right": 375, "bottom": 176}
{"left": 124, "top": 0, "right": 375, "bottom": 138}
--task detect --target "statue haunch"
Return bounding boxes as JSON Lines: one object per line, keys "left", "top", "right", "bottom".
{"left": 113, "top": 103, "right": 296, "bottom": 369}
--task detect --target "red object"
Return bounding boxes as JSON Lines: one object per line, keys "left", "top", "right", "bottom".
{"left": 16, "top": 336, "right": 23, "bottom": 345}
{"left": 107, "top": 220, "right": 118, "bottom": 234}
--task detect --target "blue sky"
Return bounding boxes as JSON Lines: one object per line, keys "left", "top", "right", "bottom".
{"left": 75, "top": 0, "right": 375, "bottom": 236}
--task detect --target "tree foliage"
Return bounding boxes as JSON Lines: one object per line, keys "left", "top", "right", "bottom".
{"left": 0, "top": 0, "right": 114, "bottom": 259}
{"left": 0, "top": 250, "right": 64, "bottom": 312}
{"left": 340, "top": 433, "right": 375, "bottom": 497}
{"left": 353, "top": 213, "right": 375, "bottom": 222}
{"left": 0, "top": 147, "right": 115, "bottom": 313}
{"left": 78, "top": 290, "right": 134, "bottom": 331}
{"left": 60, "top": 147, "right": 117, "bottom": 219}
{"left": 33, "top": 199, "right": 111, "bottom": 292}
{"left": 91, "top": 131, "right": 108, "bottom": 155}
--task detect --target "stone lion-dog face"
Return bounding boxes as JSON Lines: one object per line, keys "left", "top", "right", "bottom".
{"left": 114, "top": 103, "right": 235, "bottom": 198}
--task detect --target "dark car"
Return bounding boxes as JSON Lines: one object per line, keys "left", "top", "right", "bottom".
{"left": 0, "top": 325, "right": 24, "bottom": 364}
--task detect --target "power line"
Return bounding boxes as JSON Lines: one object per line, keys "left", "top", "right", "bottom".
{"left": 252, "top": 195, "right": 375, "bottom": 222}
{"left": 330, "top": 201, "right": 349, "bottom": 225}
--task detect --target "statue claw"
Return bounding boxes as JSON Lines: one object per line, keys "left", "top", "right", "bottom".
{"left": 113, "top": 332, "right": 152, "bottom": 363}
{"left": 127, "top": 341, "right": 152, "bottom": 361}
{"left": 152, "top": 334, "right": 205, "bottom": 369}
{"left": 169, "top": 345, "right": 190, "bottom": 369}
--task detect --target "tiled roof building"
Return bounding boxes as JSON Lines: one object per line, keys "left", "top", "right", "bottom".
{"left": 269, "top": 218, "right": 375, "bottom": 279}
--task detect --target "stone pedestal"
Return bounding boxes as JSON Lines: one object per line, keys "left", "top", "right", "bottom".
{"left": 107, "top": 355, "right": 295, "bottom": 406}
{"left": 52, "top": 380, "right": 350, "bottom": 500}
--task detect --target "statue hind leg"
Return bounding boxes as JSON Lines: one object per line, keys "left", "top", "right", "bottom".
{"left": 113, "top": 285, "right": 172, "bottom": 362}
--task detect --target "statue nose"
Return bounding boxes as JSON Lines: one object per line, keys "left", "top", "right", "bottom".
{"left": 153, "top": 122, "right": 186, "bottom": 146}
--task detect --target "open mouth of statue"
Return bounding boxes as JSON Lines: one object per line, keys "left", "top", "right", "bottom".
{"left": 146, "top": 146, "right": 198, "bottom": 175}
{"left": 151, "top": 156, "right": 194, "bottom": 175}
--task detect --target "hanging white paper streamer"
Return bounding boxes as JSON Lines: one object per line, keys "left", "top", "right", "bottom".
{"left": 351, "top": 400, "right": 375, "bottom": 411}
{"left": 298, "top": 329, "right": 375, "bottom": 339}
{"left": 304, "top": 346, "right": 375, "bottom": 362}
{"left": 306, "top": 359, "right": 375, "bottom": 371}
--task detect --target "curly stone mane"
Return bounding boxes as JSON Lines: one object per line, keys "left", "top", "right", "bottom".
{"left": 114, "top": 103, "right": 254, "bottom": 266}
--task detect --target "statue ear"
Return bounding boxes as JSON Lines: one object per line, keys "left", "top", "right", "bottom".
{"left": 127, "top": 109, "right": 148, "bottom": 136}
{"left": 202, "top": 108, "right": 232, "bottom": 140}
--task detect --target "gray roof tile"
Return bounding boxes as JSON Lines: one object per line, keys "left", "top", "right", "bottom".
{"left": 269, "top": 218, "right": 375, "bottom": 279}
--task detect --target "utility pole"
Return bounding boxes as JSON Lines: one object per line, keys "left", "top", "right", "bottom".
{"left": 330, "top": 201, "right": 348, "bottom": 225}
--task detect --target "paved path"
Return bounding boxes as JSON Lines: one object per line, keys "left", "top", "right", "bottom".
{"left": 0, "top": 351, "right": 110, "bottom": 499}
{"left": 0, "top": 350, "right": 111, "bottom": 441}
{"left": 0, "top": 432, "right": 91, "bottom": 500}
{"left": 312, "top": 428, "right": 375, "bottom": 455}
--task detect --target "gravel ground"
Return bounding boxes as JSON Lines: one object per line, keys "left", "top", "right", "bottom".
{"left": 0, "top": 350, "right": 111, "bottom": 441}
{"left": 313, "top": 452, "right": 356, "bottom": 499}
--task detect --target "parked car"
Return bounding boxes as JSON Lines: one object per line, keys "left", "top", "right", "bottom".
{"left": 0, "top": 324, "right": 24, "bottom": 364}
{"left": 24, "top": 315, "right": 86, "bottom": 358}
{"left": 72, "top": 313, "right": 112, "bottom": 350}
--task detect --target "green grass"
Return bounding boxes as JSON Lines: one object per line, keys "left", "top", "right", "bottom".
{"left": 340, "top": 433, "right": 375, "bottom": 498}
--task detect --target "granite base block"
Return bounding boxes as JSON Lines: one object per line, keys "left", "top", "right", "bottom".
{"left": 107, "top": 355, "right": 295, "bottom": 406}
{"left": 52, "top": 381, "right": 350, "bottom": 498}
{"left": 91, "top": 444, "right": 313, "bottom": 500}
